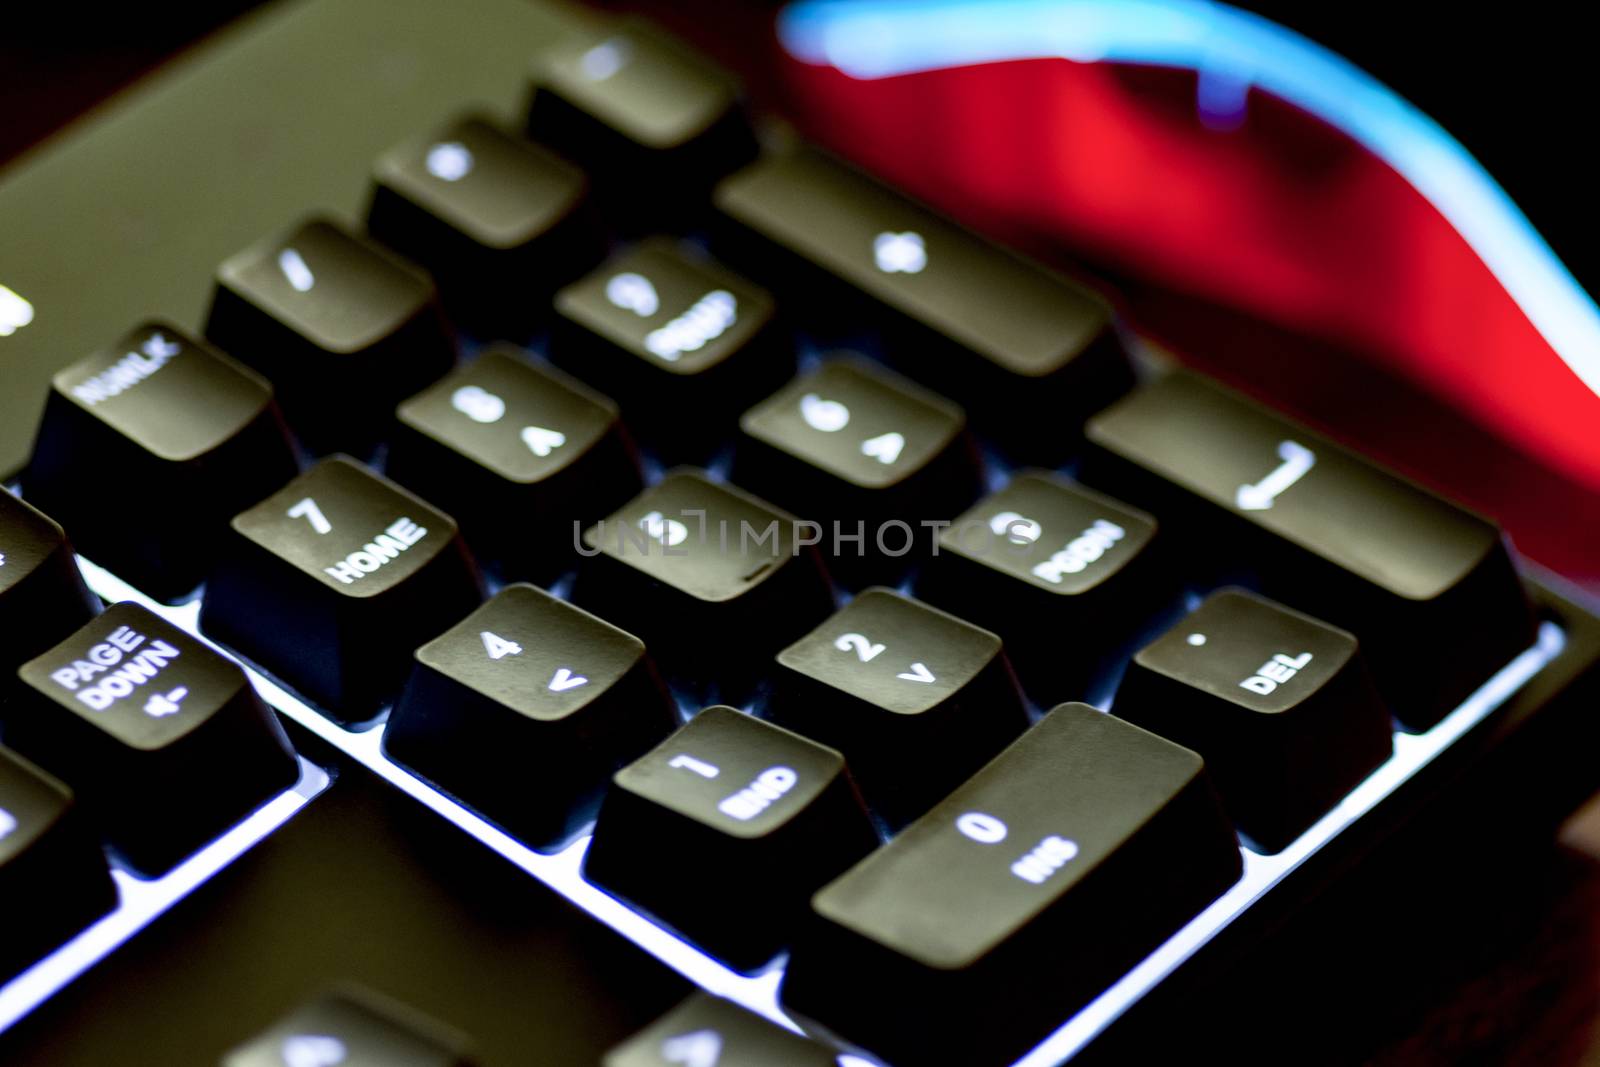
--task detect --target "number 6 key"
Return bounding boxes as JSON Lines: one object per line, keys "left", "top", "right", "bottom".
{"left": 199, "top": 456, "right": 483, "bottom": 723}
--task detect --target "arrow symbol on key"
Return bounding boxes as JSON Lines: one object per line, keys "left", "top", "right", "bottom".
{"left": 521, "top": 425, "right": 567, "bottom": 457}
{"left": 660, "top": 1029, "right": 722, "bottom": 1067}
{"left": 142, "top": 686, "right": 188, "bottom": 718}
{"left": 861, "top": 431, "right": 906, "bottom": 465}
{"left": 548, "top": 667, "right": 588, "bottom": 692}
{"left": 897, "top": 662, "right": 935, "bottom": 683}
{"left": 1235, "top": 440, "right": 1315, "bottom": 511}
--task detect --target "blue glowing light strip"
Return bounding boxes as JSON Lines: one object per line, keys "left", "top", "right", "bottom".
{"left": 74, "top": 556, "right": 1565, "bottom": 1065}
{"left": 776, "top": 0, "right": 1600, "bottom": 401}
{"left": 0, "top": 756, "right": 329, "bottom": 1034}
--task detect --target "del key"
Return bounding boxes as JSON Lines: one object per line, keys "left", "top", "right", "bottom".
{"left": 1083, "top": 371, "right": 1535, "bottom": 728}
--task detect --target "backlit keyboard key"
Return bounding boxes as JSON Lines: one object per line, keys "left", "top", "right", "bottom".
{"left": 768, "top": 587, "right": 1027, "bottom": 827}
{"left": 552, "top": 239, "right": 786, "bottom": 459}
{"left": 205, "top": 217, "right": 454, "bottom": 455}
{"left": 604, "top": 994, "right": 838, "bottom": 1067}
{"left": 527, "top": 21, "right": 757, "bottom": 223}
{"left": 0, "top": 746, "right": 116, "bottom": 980}
{"left": 584, "top": 706, "right": 876, "bottom": 971}
{"left": 385, "top": 346, "right": 642, "bottom": 581}
{"left": 713, "top": 146, "right": 1133, "bottom": 458}
{"left": 11, "top": 602, "right": 299, "bottom": 876}
{"left": 384, "top": 583, "right": 676, "bottom": 851}
{"left": 369, "top": 113, "right": 600, "bottom": 329}
{"left": 25, "top": 323, "right": 299, "bottom": 601}
{"left": 221, "top": 985, "right": 474, "bottom": 1067}
{"left": 734, "top": 359, "right": 979, "bottom": 580}
{"left": 1115, "top": 589, "right": 1392, "bottom": 851}
{"left": 0, "top": 491, "right": 98, "bottom": 682}
{"left": 917, "top": 471, "right": 1165, "bottom": 703}
{"left": 574, "top": 471, "right": 834, "bottom": 698}
{"left": 200, "top": 456, "right": 482, "bottom": 722}
{"left": 782, "top": 703, "right": 1241, "bottom": 1066}
{"left": 1083, "top": 370, "right": 1536, "bottom": 728}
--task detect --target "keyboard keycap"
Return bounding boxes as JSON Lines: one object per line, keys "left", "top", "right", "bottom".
{"left": 205, "top": 217, "right": 454, "bottom": 455}
{"left": 782, "top": 703, "right": 1241, "bottom": 1066}
{"left": 552, "top": 239, "right": 787, "bottom": 459}
{"left": 917, "top": 471, "right": 1166, "bottom": 703}
{"left": 1114, "top": 589, "right": 1393, "bottom": 851}
{"left": 734, "top": 359, "right": 979, "bottom": 580}
{"left": 24, "top": 323, "right": 299, "bottom": 601}
{"left": 604, "top": 993, "right": 837, "bottom": 1067}
{"left": 200, "top": 456, "right": 482, "bottom": 722}
{"left": 384, "top": 583, "right": 676, "bottom": 851}
{"left": 10, "top": 602, "right": 299, "bottom": 876}
{"left": 713, "top": 147, "right": 1132, "bottom": 458}
{"left": 768, "top": 587, "right": 1027, "bottom": 827}
{"left": 385, "top": 346, "right": 642, "bottom": 581}
{"left": 584, "top": 705, "right": 876, "bottom": 971}
{"left": 575, "top": 470, "right": 834, "bottom": 698}
{"left": 527, "top": 21, "right": 757, "bottom": 223}
{"left": 0, "top": 746, "right": 117, "bottom": 980}
{"left": 369, "top": 113, "right": 601, "bottom": 329}
{"left": 1082, "top": 371, "right": 1536, "bottom": 728}
{"left": 0, "top": 491, "right": 98, "bottom": 682}
{"left": 220, "top": 985, "right": 475, "bottom": 1067}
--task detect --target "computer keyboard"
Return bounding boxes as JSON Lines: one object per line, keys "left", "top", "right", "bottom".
{"left": 1, "top": 1, "right": 1598, "bottom": 1064}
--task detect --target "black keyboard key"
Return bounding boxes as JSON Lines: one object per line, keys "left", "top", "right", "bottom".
{"left": 384, "top": 583, "right": 675, "bottom": 851}
{"left": 782, "top": 703, "right": 1241, "bottom": 1066}
{"left": 768, "top": 587, "right": 1027, "bottom": 827}
{"left": 917, "top": 471, "right": 1165, "bottom": 702}
{"left": 369, "top": 113, "right": 600, "bottom": 329}
{"left": 200, "top": 456, "right": 482, "bottom": 722}
{"left": 1082, "top": 371, "right": 1536, "bottom": 728}
{"left": 220, "top": 984, "right": 474, "bottom": 1067}
{"left": 24, "top": 323, "right": 299, "bottom": 601}
{"left": 527, "top": 21, "right": 757, "bottom": 223}
{"left": 734, "top": 359, "right": 979, "bottom": 579}
{"left": 713, "top": 147, "right": 1132, "bottom": 458}
{"left": 385, "top": 346, "right": 641, "bottom": 581}
{"left": 205, "top": 217, "right": 454, "bottom": 455}
{"left": 575, "top": 470, "right": 834, "bottom": 698}
{"left": 0, "top": 491, "right": 97, "bottom": 682}
{"left": 0, "top": 746, "right": 116, "bottom": 980}
{"left": 552, "top": 239, "right": 787, "bottom": 459}
{"left": 584, "top": 705, "right": 876, "bottom": 971}
{"left": 10, "top": 602, "right": 299, "bottom": 876}
{"left": 1115, "top": 589, "right": 1392, "bottom": 851}
{"left": 604, "top": 994, "right": 837, "bottom": 1066}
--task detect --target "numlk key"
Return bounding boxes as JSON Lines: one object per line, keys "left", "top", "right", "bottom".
{"left": 369, "top": 113, "right": 602, "bottom": 330}
{"left": 1082, "top": 370, "right": 1536, "bottom": 728}
{"left": 0, "top": 490, "right": 98, "bottom": 683}
{"left": 781, "top": 703, "right": 1242, "bottom": 1067}
{"left": 385, "top": 346, "right": 642, "bottom": 582}
{"left": 1114, "top": 588, "right": 1393, "bottom": 851}
{"left": 24, "top": 322, "right": 299, "bottom": 601}
{"left": 199, "top": 456, "right": 482, "bottom": 723}
{"left": 205, "top": 216, "right": 455, "bottom": 456}
{"left": 0, "top": 745, "right": 117, "bottom": 981}
{"left": 584, "top": 706, "right": 877, "bottom": 971}
{"left": 768, "top": 587, "right": 1028, "bottom": 828}
{"left": 384, "top": 583, "right": 677, "bottom": 851}
{"left": 713, "top": 146, "right": 1133, "bottom": 459}
{"left": 10, "top": 602, "right": 299, "bottom": 877}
